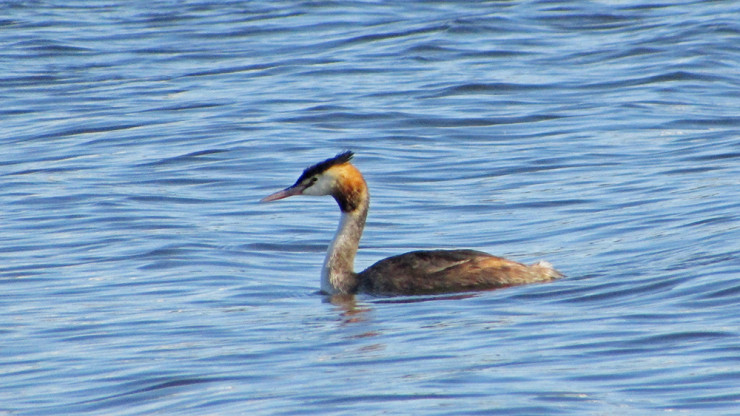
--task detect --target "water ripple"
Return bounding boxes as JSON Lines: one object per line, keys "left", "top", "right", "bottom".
{"left": 2, "top": 1, "right": 739, "bottom": 415}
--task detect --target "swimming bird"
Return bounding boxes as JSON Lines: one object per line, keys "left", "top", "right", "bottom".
{"left": 261, "top": 151, "right": 562, "bottom": 296}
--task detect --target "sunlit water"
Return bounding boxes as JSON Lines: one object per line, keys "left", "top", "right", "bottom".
{"left": 2, "top": 1, "right": 739, "bottom": 415}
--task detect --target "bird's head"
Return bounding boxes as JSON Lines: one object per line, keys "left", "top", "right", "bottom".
{"left": 261, "top": 151, "right": 367, "bottom": 212}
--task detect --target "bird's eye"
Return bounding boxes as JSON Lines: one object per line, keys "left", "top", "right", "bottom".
{"left": 310, "top": 177, "right": 318, "bottom": 184}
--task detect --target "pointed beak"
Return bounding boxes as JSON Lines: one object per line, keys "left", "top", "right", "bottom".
{"left": 260, "top": 185, "right": 303, "bottom": 202}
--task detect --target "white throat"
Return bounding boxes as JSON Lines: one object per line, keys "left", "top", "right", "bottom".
{"left": 320, "top": 206, "right": 367, "bottom": 294}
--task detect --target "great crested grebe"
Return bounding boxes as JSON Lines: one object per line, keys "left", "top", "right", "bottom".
{"left": 261, "top": 151, "right": 562, "bottom": 296}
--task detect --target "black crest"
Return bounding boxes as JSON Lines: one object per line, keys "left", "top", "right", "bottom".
{"left": 295, "top": 151, "right": 354, "bottom": 184}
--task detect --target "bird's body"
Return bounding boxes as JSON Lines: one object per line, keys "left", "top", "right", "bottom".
{"left": 261, "top": 151, "right": 562, "bottom": 296}
{"left": 358, "top": 250, "right": 559, "bottom": 295}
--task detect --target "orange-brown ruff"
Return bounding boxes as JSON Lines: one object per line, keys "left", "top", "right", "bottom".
{"left": 329, "top": 163, "right": 367, "bottom": 212}
{"left": 261, "top": 151, "right": 562, "bottom": 296}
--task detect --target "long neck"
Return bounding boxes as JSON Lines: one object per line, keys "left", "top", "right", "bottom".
{"left": 321, "top": 197, "right": 368, "bottom": 295}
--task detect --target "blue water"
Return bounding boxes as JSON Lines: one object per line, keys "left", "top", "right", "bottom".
{"left": 2, "top": 1, "right": 739, "bottom": 414}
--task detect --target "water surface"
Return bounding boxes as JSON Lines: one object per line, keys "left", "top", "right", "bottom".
{"left": 2, "top": 1, "right": 739, "bottom": 415}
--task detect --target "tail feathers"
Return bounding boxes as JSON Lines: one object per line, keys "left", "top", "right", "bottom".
{"left": 529, "top": 260, "right": 564, "bottom": 280}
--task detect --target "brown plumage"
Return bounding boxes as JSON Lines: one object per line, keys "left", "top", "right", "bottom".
{"left": 358, "top": 250, "right": 559, "bottom": 295}
{"left": 261, "top": 151, "right": 563, "bottom": 296}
